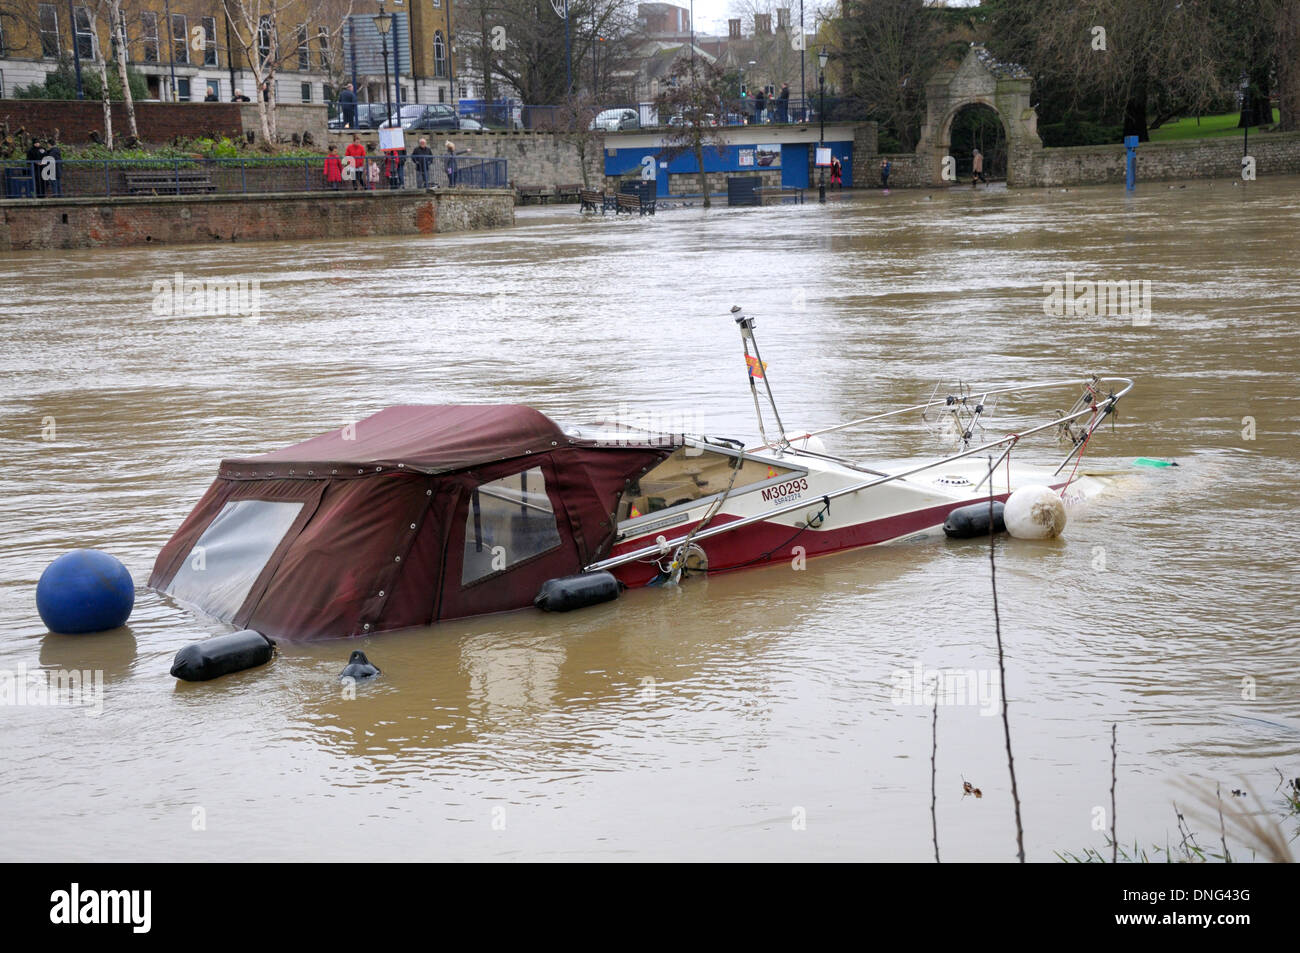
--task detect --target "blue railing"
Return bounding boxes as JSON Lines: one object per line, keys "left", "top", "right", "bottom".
{"left": 467, "top": 96, "right": 862, "bottom": 132}
{"left": 1, "top": 156, "right": 509, "bottom": 199}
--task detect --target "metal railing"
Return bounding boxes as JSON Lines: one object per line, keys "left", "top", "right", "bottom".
{"left": 1, "top": 156, "right": 509, "bottom": 199}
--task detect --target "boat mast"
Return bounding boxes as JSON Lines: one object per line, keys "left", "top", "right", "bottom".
{"left": 732, "top": 305, "right": 790, "bottom": 450}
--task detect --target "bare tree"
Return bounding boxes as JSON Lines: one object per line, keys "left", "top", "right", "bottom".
{"left": 105, "top": 0, "right": 138, "bottom": 140}
{"left": 655, "top": 57, "right": 729, "bottom": 207}
{"left": 839, "top": 0, "right": 942, "bottom": 150}
{"left": 223, "top": 0, "right": 354, "bottom": 143}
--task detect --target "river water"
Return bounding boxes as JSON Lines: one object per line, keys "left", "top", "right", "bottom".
{"left": 1, "top": 178, "right": 1297, "bottom": 861}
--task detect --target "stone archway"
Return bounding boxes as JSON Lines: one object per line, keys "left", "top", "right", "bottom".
{"left": 914, "top": 44, "right": 1042, "bottom": 187}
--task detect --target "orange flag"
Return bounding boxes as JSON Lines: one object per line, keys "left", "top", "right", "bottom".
{"left": 745, "top": 355, "right": 768, "bottom": 379}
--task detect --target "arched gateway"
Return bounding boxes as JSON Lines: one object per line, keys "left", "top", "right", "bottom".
{"left": 914, "top": 44, "right": 1043, "bottom": 187}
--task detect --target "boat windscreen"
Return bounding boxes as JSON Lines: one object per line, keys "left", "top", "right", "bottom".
{"left": 618, "top": 446, "right": 801, "bottom": 522}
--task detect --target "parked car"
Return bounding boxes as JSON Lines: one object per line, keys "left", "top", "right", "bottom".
{"left": 383, "top": 104, "right": 460, "bottom": 132}
{"left": 456, "top": 116, "right": 485, "bottom": 131}
{"left": 590, "top": 108, "right": 640, "bottom": 132}
{"left": 328, "top": 102, "right": 396, "bottom": 131}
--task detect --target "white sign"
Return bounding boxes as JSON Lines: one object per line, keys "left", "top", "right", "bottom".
{"left": 815, "top": 147, "right": 832, "bottom": 168}
{"left": 739, "top": 149, "right": 755, "bottom": 167}
{"left": 379, "top": 125, "right": 406, "bottom": 152}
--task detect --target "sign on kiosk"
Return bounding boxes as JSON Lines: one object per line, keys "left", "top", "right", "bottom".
{"left": 815, "top": 147, "right": 832, "bottom": 168}
{"left": 379, "top": 126, "right": 406, "bottom": 152}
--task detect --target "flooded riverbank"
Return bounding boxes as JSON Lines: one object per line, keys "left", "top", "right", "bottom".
{"left": 1, "top": 178, "right": 1297, "bottom": 860}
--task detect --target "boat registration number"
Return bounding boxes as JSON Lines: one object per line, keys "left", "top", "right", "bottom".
{"left": 761, "top": 477, "right": 809, "bottom": 504}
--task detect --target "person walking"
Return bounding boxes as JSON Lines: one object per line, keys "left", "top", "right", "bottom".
{"left": 344, "top": 134, "right": 367, "bottom": 189}
{"left": 776, "top": 83, "right": 790, "bottom": 124}
{"left": 880, "top": 158, "right": 891, "bottom": 189}
{"left": 830, "top": 156, "right": 842, "bottom": 190}
{"left": 410, "top": 138, "right": 434, "bottom": 189}
{"left": 324, "top": 144, "right": 344, "bottom": 190}
{"left": 754, "top": 88, "right": 766, "bottom": 125}
{"left": 972, "top": 148, "right": 985, "bottom": 189}
{"left": 444, "top": 141, "right": 457, "bottom": 187}
{"left": 338, "top": 83, "right": 357, "bottom": 129}
{"left": 26, "top": 138, "right": 47, "bottom": 198}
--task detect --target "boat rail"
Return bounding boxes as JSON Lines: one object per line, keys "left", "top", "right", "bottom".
{"left": 584, "top": 376, "right": 1133, "bottom": 574}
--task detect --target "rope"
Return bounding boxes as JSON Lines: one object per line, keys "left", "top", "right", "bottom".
{"left": 702, "top": 495, "right": 832, "bottom": 574}
{"left": 1059, "top": 408, "right": 1099, "bottom": 496}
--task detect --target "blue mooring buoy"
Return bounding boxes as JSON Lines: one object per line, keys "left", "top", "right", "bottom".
{"left": 35, "top": 549, "right": 135, "bottom": 634}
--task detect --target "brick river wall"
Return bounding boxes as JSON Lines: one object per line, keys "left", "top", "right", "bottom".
{"left": 0, "top": 188, "right": 515, "bottom": 251}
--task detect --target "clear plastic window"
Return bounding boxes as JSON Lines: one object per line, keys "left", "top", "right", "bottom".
{"left": 166, "top": 499, "right": 304, "bottom": 621}
{"left": 462, "top": 467, "right": 562, "bottom": 584}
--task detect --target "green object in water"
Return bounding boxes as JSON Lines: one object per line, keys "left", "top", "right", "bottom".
{"left": 1133, "top": 457, "right": 1177, "bottom": 468}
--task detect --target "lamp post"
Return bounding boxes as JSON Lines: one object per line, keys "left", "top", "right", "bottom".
{"left": 818, "top": 47, "right": 827, "bottom": 203}
{"left": 373, "top": 5, "right": 394, "bottom": 128}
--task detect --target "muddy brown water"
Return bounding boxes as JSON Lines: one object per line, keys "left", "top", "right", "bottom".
{"left": 1, "top": 178, "right": 1297, "bottom": 861}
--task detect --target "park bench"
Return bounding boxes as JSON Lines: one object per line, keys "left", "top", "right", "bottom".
{"left": 516, "top": 185, "right": 552, "bottom": 205}
{"left": 579, "top": 189, "right": 607, "bottom": 214}
{"left": 615, "top": 191, "right": 654, "bottom": 216}
{"left": 124, "top": 169, "right": 216, "bottom": 195}
{"left": 555, "top": 183, "right": 583, "bottom": 203}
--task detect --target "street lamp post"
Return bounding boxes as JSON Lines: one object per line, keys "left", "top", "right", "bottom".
{"left": 818, "top": 47, "right": 827, "bottom": 203}
{"left": 374, "top": 6, "right": 394, "bottom": 128}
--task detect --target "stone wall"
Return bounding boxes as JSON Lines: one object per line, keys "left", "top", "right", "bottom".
{"left": 240, "top": 104, "right": 329, "bottom": 145}
{"left": 0, "top": 188, "right": 515, "bottom": 251}
{"left": 0, "top": 100, "right": 242, "bottom": 144}
{"left": 1017, "top": 131, "right": 1300, "bottom": 187}
{"left": 858, "top": 153, "right": 925, "bottom": 188}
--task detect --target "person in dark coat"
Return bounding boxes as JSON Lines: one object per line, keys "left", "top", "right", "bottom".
{"left": 26, "top": 138, "right": 47, "bottom": 198}
{"left": 776, "top": 83, "right": 790, "bottom": 124}
{"left": 444, "top": 141, "right": 457, "bottom": 187}
{"left": 338, "top": 83, "right": 357, "bottom": 129}
{"left": 753, "top": 88, "right": 766, "bottom": 124}
{"left": 383, "top": 150, "right": 403, "bottom": 189}
{"left": 232, "top": 89, "right": 250, "bottom": 102}
{"left": 204, "top": 86, "right": 218, "bottom": 102}
{"left": 410, "top": 137, "right": 434, "bottom": 189}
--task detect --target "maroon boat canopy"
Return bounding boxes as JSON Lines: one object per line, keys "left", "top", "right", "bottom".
{"left": 151, "top": 405, "right": 676, "bottom": 641}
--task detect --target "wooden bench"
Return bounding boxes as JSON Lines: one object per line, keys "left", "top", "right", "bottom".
{"left": 615, "top": 192, "right": 655, "bottom": 216}
{"left": 124, "top": 170, "right": 216, "bottom": 195}
{"left": 555, "top": 183, "right": 582, "bottom": 203}
{"left": 516, "top": 185, "right": 552, "bottom": 205}
{"left": 579, "top": 189, "right": 606, "bottom": 213}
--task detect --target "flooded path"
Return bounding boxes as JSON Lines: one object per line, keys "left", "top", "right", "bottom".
{"left": 1, "top": 178, "right": 1298, "bottom": 860}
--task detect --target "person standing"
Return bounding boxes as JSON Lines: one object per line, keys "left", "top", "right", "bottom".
{"left": 754, "top": 88, "right": 766, "bottom": 125}
{"left": 972, "top": 148, "right": 984, "bottom": 189}
{"left": 204, "top": 86, "right": 218, "bottom": 102}
{"left": 344, "top": 134, "right": 367, "bottom": 190}
{"left": 232, "top": 89, "right": 250, "bottom": 102}
{"left": 260, "top": 82, "right": 270, "bottom": 103}
{"left": 444, "top": 141, "right": 457, "bottom": 187}
{"left": 338, "top": 83, "right": 357, "bottom": 129}
{"left": 366, "top": 157, "right": 380, "bottom": 190}
{"left": 410, "top": 138, "right": 434, "bottom": 189}
{"left": 45, "top": 140, "right": 63, "bottom": 197}
{"left": 880, "top": 158, "right": 891, "bottom": 189}
{"left": 383, "top": 150, "right": 402, "bottom": 189}
{"left": 830, "top": 156, "right": 842, "bottom": 189}
{"left": 776, "top": 83, "right": 790, "bottom": 124}
{"left": 324, "top": 144, "right": 344, "bottom": 190}
{"left": 26, "top": 138, "right": 47, "bottom": 198}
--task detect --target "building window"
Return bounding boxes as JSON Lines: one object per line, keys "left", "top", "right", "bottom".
{"left": 296, "top": 24, "right": 308, "bottom": 70}
{"left": 459, "top": 84, "right": 467, "bottom": 99}
{"left": 432, "top": 0, "right": 440, "bottom": 6}
{"left": 202, "top": 16, "right": 218, "bottom": 66}
{"left": 141, "top": 12, "right": 158, "bottom": 63}
{"left": 300, "top": 82, "right": 311, "bottom": 102}
{"left": 38, "top": 4, "right": 59, "bottom": 58}
{"left": 257, "top": 15, "right": 273, "bottom": 63}
{"left": 176, "top": 76, "right": 191, "bottom": 101}
{"left": 204, "top": 80, "right": 220, "bottom": 100}
{"left": 438, "top": 87, "right": 446, "bottom": 103}
{"left": 172, "top": 14, "right": 187, "bottom": 65}
{"left": 317, "top": 27, "right": 330, "bottom": 70}
{"left": 73, "top": 7, "right": 95, "bottom": 60}
{"left": 433, "top": 30, "right": 446, "bottom": 79}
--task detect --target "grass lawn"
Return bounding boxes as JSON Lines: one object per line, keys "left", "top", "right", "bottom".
{"left": 1148, "top": 110, "right": 1279, "bottom": 142}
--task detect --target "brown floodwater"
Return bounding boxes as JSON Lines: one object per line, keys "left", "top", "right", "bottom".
{"left": 1, "top": 178, "right": 1298, "bottom": 861}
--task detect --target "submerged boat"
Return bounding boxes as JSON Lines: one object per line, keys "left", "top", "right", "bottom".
{"left": 151, "top": 308, "right": 1133, "bottom": 640}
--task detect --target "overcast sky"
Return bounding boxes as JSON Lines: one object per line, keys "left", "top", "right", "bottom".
{"left": 686, "top": 0, "right": 979, "bottom": 35}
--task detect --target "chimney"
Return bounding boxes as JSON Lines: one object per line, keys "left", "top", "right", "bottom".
{"left": 777, "top": 7, "right": 790, "bottom": 31}
{"left": 755, "top": 13, "right": 771, "bottom": 35}
{"left": 728, "top": 18, "right": 740, "bottom": 39}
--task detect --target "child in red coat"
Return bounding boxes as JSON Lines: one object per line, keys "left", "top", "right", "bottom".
{"left": 324, "top": 145, "right": 344, "bottom": 190}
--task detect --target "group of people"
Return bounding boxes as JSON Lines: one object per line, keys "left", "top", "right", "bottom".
{"left": 22, "top": 138, "right": 62, "bottom": 197}
{"left": 322, "top": 134, "right": 460, "bottom": 191}
{"left": 751, "top": 83, "right": 792, "bottom": 124}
